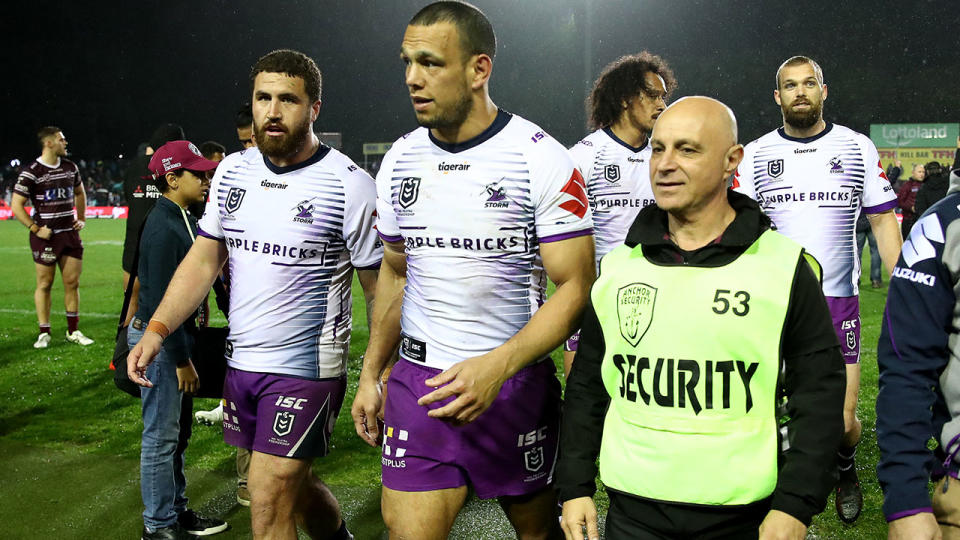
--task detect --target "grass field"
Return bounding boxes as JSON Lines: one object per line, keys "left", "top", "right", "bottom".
{"left": 0, "top": 218, "right": 894, "bottom": 539}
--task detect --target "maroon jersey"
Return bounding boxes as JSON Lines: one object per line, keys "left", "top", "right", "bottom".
{"left": 14, "top": 158, "right": 83, "bottom": 233}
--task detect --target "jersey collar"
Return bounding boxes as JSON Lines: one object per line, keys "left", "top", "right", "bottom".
{"left": 602, "top": 127, "right": 648, "bottom": 153}
{"left": 428, "top": 109, "right": 513, "bottom": 153}
{"left": 777, "top": 122, "right": 834, "bottom": 144}
{"left": 261, "top": 143, "right": 331, "bottom": 175}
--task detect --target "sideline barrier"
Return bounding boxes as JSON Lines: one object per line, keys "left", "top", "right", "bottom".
{"left": 0, "top": 206, "right": 129, "bottom": 220}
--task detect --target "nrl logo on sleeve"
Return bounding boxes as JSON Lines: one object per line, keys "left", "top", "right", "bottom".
{"left": 398, "top": 177, "right": 421, "bottom": 208}
{"left": 273, "top": 411, "right": 295, "bottom": 437}
{"left": 617, "top": 283, "right": 656, "bottom": 347}
{"left": 604, "top": 164, "right": 621, "bottom": 183}
{"left": 766, "top": 159, "right": 784, "bottom": 179}
{"left": 225, "top": 187, "right": 247, "bottom": 214}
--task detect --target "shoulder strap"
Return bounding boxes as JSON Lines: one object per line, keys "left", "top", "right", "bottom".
{"left": 116, "top": 206, "right": 153, "bottom": 338}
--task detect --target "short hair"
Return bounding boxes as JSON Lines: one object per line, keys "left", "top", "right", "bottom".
{"left": 776, "top": 56, "right": 824, "bottom": 88}
{"left": 250, "top": 49, "right": 322, "bottom": 103}
{"left": 588, "top": 52, "right": 677, "bottom": 130}
{"left": 199, "top": 141, "right": 226, "bottom": 159}
{"left": 37, "top": 126, "right": 61, "bottom": 146}
{"left": 409, "top": 1, "right": 496, "bottom": 60}
{"left": 149, "top": 123, "right": 185, "bottom": 150}
{"left": 925, "top": 161, "right": 943, "bottom": 177}
{"left": 235, "top": 102, "right": 253, "bottom": 128}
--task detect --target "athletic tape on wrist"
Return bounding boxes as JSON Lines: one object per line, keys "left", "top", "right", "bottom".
{"left": 146, "top": 319, "right": 171, "bottom": 340}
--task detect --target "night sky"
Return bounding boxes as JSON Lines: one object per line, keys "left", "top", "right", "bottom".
{"left": 4, "top": 0, "right": 957, "bottom": 166}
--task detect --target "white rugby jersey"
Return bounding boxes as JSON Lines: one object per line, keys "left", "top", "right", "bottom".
{"left": 733, "top": 123, "right": 897, "bottom": 297}
{"left": 569, "top": 128, "right": 654, "bottom": 264}
{"left": 376, "top": 111, "right": 593, "bottom": 371}
{"left": 198, "top": 145, "right": 382, "bottom": 379}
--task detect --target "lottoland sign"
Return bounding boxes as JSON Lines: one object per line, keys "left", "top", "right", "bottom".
{"left": 870, "top": 123, "right": 958, "bottom": 149}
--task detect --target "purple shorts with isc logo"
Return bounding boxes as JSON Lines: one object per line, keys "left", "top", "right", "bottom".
{"left": 222, "top": 367, "right": 346, "bottom": 459}
{"left": 381, "top": 359, "right": 561, "bottom": 499}
{"left": 826, "top": 296, "right": 860, "bottom": 365}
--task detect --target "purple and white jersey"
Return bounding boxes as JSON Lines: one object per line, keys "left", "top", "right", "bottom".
{"left": 569, "top": 128, "right": 654, "bottom": 265}
{"left": 199, "top": 146, "right": 382, "bottom": 379}
{"left": 15, "top": 158, "right": 82, "bottom": 233}
{"left": 734, "top": 123, "right": 897, "bottom": 297}
{"left": 376, "top": 111, "right": 593, "bottom": 371}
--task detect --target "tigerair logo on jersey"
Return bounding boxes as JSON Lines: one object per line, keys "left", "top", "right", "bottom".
{"left": 381, "top": 426, "right": 409, "bottom": 468}
{"left": 438, "top": 161, "right": 470, "bottom": 172}
{"left": 261, "top": 179, "right": 288, "bottom": 190}
{"left": 612, "top": 355, "right": 760, "bottom": 415}
{"left": 617, "top": 283, "right": 656, "bottom": 347}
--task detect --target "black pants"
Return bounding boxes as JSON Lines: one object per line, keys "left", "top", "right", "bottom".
{"left": 605, "top": 491, "right": 769, "bottom": 539}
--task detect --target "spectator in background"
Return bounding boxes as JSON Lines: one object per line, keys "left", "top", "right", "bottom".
{"left": 199, "top": 141, "right": 225, "bottom": 163}
{"left": 235, "top": 103, "right": 255, "bottom": 150}
{"left": 886, "top": 159, "right": 906, "bottom": 192}
{"left": 856, "top": 212, "right": 882, "bottom": 288}
{"left": 915, "top": 139, "right": 960, "bottom": 219}
{"left": 896, "top": 163, "right": 926, "bottom": 238}
{"left": 121, "top": 123, "right": 185, "bottom": 325}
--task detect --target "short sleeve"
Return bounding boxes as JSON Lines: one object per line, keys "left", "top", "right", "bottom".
{"left": 860, "top": 138, "right": 898, "bottom": 213}
{"left": 732, "top": 144, "right": 757, "bottom": 199}
{"left": 197, "top": 168, "right": 225, "bottom": 241}
{"left": 567, "top": 140, "right": 597, "bottom": 183}
{"left": 14, "top": 168, "right": 35, "bottom": 198}
{"left": 342, "top": 168, "right": 383, "bottom": 269}
{"left": 375, "top": 151, "right": 402, "bottom": 243}
{"left": 72, "top": 163, "right": 82, "bottom": 188}
{"left": 530, "top": 139, "right": 593, "bottom": 243}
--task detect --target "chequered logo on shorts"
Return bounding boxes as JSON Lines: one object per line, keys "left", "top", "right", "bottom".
{"left": 382, "top": 426, "right": 408, "bottom": 458}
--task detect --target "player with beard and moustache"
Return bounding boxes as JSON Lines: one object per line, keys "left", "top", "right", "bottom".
{"left": 12, "top": 126, "right": 94, "bottom": 348}
{"left": 733, "top": 55, "right": 902, "bottom": 524}
{"left": 351, "top": 2, "right": 594, "bottom": 538}
{"left": 563, "top": 52, "right": 676, "bottom": 377}
{"left": 128, "top": 49, "right": 381, "bottom": 540}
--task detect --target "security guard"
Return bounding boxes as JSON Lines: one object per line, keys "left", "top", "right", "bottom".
{"left": 556, "top": 97, "right": 846, "bottom": 540}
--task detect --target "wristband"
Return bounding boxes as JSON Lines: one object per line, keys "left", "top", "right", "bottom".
{"left": 146, "top": 319, "right": 171, "bottom": 340}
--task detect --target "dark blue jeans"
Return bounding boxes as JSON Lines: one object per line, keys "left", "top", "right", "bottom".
{"left": 857, "top": 228, "right": 882, "bottom": 283}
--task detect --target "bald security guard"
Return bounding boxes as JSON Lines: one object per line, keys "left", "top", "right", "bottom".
{"left": 555, "top": 97, "right": 846, "bottom": 540}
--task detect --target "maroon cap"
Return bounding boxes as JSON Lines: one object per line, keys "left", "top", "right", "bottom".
{"left": 148, "top": 140, "right": 219, "bottom": 177}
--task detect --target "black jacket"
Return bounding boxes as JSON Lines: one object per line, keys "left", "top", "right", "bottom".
{"left": 134, "top": 196, "right": 198, "bottom": 365}
{"left": 555, "top": 190, "right": 845, "bottom": 526}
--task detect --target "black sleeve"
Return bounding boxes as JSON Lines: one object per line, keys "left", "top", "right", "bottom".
{"left": 770, "top": 255, "right": 846, "bottom": 525}
{"left": 887, "top": 165, "right": 902, "bottom": 185}
{"left": 555, "top": 296, "right": 610, "bottom": 502}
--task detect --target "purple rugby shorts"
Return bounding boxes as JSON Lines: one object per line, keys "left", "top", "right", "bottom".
{"left": 222, "top": 367, "right": 346, "bottom": 459}
{"left": 826, "top": 296, "right": 860, "bottom": 365}
{"left": 381, "top": 358, "right": 561, "bottom": 499}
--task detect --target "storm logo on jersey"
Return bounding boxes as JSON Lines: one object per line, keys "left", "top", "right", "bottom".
{"left": 399, "top": 177, "right": 421, "bottom": 208}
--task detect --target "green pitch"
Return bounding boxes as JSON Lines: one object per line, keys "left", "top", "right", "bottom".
{"left": 0, "top": 219, "right": 892, "bottom": 539}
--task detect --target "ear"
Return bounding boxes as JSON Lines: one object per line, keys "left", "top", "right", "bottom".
{"left": 724, "top": 144, "right": 745, "bottom": 177}
{"left": 821, "top": 84, "right": 828, "bottom": 102}
{"left": 165, "top": 172, "right": 179, "bottom": 191}
{"left": 310, "top": 100, "right": 322, "bottom": 123}
{"left": 773, "top": 89, "right": 781, "bottom": 106}
{"left": 469, "top": 53, "right": 493, "bottom": 90}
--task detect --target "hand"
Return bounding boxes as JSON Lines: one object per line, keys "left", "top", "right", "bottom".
{"left": 36, "top": 225, "right": 53, "bottom": 240}
{"left": 758, "top": 510, "right": 806, "bottom": 540}
{"left": 888, "top": 512, "right": 941, "bottom": 540}
{"left": 560, "top": 497, "right": 600, "bottom": 540}
{"left": 351, "top": 373, "right": 384, "bottom": 447}
{"left": 418, "top": 353, "right": 510, "bottom": 425}
{"left": 177, "top": 360, "right": 199, "bottom": 394}
{"left": 127, "top": 331, "right": 164, "bottom": 387}
{"left": 72, "top": 219, "right": 85, "bottom": 231}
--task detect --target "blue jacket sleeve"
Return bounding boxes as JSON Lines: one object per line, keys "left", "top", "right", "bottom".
{"left": 877, "top": 206, "right": 959, "bottom": 521}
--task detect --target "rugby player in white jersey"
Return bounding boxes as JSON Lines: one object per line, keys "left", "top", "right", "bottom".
{"left": 563, "top": 52, "right": 676, "bottom": 377}
{"left": 733, "top": 55, "right": 902, "bottom": 524}
{"left": 129, "top": 49, "right": 381, "bottom": 540}
{"left": 350, "top": 2, "right": 595, "bottom": 538}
